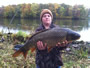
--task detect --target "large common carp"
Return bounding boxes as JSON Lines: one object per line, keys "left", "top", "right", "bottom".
{"left": 12, "top": 27, "right": 80, "bottom": 58}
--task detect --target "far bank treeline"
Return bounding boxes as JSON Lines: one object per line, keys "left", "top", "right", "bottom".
{"left": 0, "top": 3, "right": 90, "bottom": 19}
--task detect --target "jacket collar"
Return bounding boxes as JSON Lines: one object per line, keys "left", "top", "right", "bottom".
{"left": 41, "top": 22, "right": 55, "bottom": 29}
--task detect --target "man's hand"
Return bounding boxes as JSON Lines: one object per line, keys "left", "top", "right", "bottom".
{"left": 56, "top": 40, "right": 68, "bottom": 47}
{"left": 37, "top": 41, "right": 47, "bottom": 50}
{"left": 37, "top": 40, "right": 68, "bottom": 50}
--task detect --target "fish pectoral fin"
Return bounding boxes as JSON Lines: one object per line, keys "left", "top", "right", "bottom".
{"left": 12, "top": 49, "right": 22, "bottom": 57}
{"left": 48, "top": 46, "right": 52, "bottom": 52}
{"left": 31, "top": 47, "right": 36, "bottom": 53}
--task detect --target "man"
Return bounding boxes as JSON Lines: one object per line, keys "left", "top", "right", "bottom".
{"left": 36, "top": 9, "right": 68, "bottom": 68}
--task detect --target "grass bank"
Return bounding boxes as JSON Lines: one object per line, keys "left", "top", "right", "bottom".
{"left": 0, "top": 31, "right": 90, "bottom": 68}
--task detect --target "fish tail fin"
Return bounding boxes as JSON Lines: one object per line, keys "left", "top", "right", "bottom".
{"left": 12, "top": 49, "right": 28, "bottom": 59}
{"left": 22, "top": 51, "right": 28, "bottom": 59}
{"left": 12, "top": 49, "right": 22, "bottom": 57}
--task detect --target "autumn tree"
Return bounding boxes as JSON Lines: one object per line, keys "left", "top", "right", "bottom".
{"left": 21, "top": 4, "right": 31, "bottom": 18}
{"left": 30, "top": 3, "right": 39, "bottom": 18}
{"left": 3, "top": 5, "right": 16, "bottom": 18}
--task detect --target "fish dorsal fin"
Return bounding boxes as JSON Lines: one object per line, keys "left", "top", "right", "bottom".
{"left": 29, "top": 29, "right": 50, "bottom": 40}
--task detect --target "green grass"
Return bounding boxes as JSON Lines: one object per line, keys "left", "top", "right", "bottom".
{"left": 0, "top": 40, "right": 90, "bottom": 68}
{"left": 0, "top": 41, "right": 36, "bottom": 68}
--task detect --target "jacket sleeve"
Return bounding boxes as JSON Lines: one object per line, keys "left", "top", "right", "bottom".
{"left": 49, "top": 44, "right": 70, "bottom": 55}
{"left": 36, "top": 48, "right": 48, "bottom": 56}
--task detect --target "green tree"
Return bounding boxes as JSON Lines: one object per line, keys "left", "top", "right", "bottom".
{"left": 0, "top": 3, "right": 89, "bottom": 19}
{"left": 0, "top": 7, "right": 4, "bottom": 18}
{"left": 72, "top": 5, "right": 80, "bottom": 19}
{"left": 79, "top": 5, "right": 87, "bottom": 19}
{"left": 53, "top": 3, "right": 60, "bottom": 18}
{"left": 3, "top": 5, "right": 15, "bottom": 18}
{"left": 30, "top": 3, "right": 39, "bottom": 18}
{"left": 21, "top": 4, "right": 31, "bottom": 18}
{"left": 58, "top": 6, "right": 65, "bottom": 18}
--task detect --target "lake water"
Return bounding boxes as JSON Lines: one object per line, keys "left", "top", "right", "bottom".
{"left": 0, "top": 18, "right": 90, "bottom": 42}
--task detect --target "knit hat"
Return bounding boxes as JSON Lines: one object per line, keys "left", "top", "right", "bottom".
{"left": 40, "top": 9, "right": 53, "bottom": 21}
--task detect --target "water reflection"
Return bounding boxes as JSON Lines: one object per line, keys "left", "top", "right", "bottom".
{"left": 55, "top": 19, "right": 89, "bottom": 31}
{"left": 0, "top": 18, "right": 90, "bottom": 41}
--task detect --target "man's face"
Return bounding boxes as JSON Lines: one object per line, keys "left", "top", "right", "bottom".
{"left": 42, "top": 13, "right": 52, "bottom": 26}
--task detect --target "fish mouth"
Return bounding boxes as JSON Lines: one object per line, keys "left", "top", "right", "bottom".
{"left": 68, "top": 38, "right": 80, "bottom": 43}
{"left": 68, "top": 35, "right": 81, "bottom": 43}
{"left": 73, "top": 33, "right": 80, "bottom": 40}
{"left": 67, "top": 31, "right": 81, "bottom": 42}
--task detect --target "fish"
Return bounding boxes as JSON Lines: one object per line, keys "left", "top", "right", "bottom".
{"left": 12, "top": 27, "right": 80, "bottom": 59}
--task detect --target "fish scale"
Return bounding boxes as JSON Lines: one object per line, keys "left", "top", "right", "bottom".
{"left": 12, "top": 27, "right": 80, "bottom": 59}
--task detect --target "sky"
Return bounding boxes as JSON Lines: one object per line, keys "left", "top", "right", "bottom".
{"left": 0, "top": 0, "right": 90, "bottom": 8}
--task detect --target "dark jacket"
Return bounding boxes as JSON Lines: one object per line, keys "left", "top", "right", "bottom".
{"left": 35, "top": 23, "right": 68, "bottom": 68}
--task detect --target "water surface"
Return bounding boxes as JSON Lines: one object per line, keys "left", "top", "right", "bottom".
{"left": 0, "top": 18, "right": 90, "bottom": 41}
